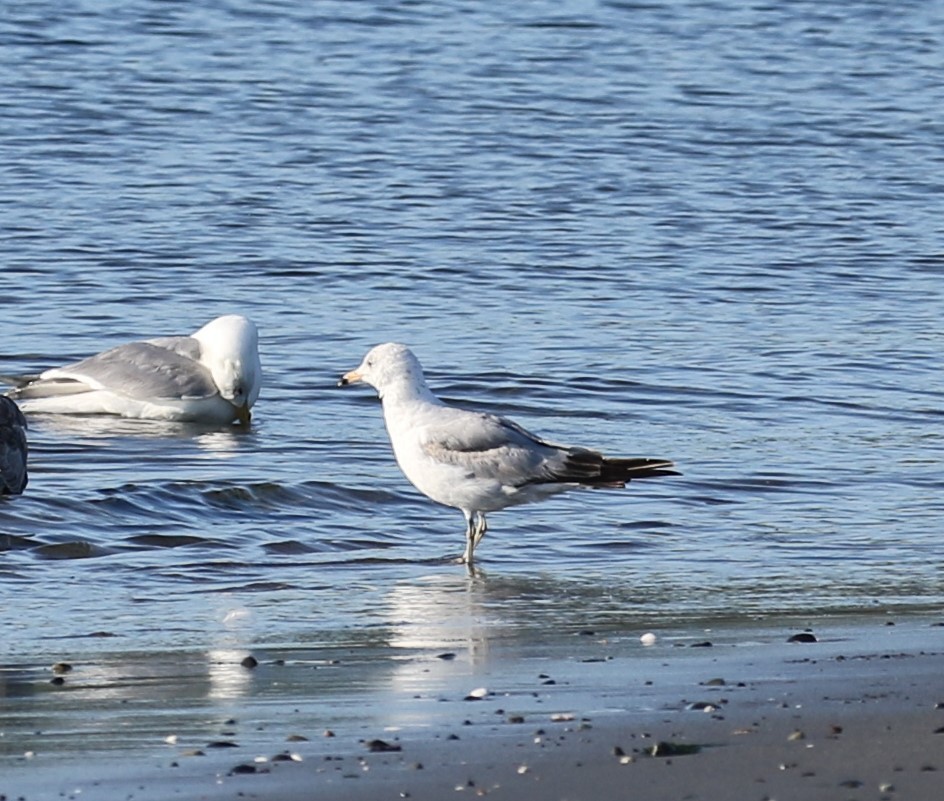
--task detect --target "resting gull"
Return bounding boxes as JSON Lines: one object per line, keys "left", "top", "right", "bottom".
{"left": 6, "top": 315, "right": 261, "bottom": 425}
{"left": 339, "top": 342, "right": 676, "bottom": 564}
{"left": 0, "top": 396, "right": 28, "bottom": 495}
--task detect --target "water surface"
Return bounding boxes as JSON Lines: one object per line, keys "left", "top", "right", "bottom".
{"left": 1, "top": 0, "right": 942, "bottom": 772}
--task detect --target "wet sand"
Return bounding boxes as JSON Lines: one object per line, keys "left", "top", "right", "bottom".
{"left": 5, "top": 615, "right": 943, "bottom": 800}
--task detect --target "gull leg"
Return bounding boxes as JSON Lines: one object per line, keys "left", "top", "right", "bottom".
{"left": 472, "top": 513, "right": 488, "bottom": 551}
{"left": 460, "top": 510, "right": 488, "bottom": 565}
{"left": 460, "top": 509, "right": 475, "bottom": 564}
{"left": 461, "top": 512, "right": 487, "bottom": 565}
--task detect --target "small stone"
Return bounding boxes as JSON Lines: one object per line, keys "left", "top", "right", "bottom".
{"left": 640, "top": 632, "right": 657, "bottom": 646}
{"left": 702, "top": 677, "right": 726, "bottom": 686}
{"left": 788, "top": 632, "right": 817, "bottom": 643}
{"left": 690, "top": 641, "right": 713, "bottom": 648}
{"left": 207, "top": 740, "right": 240, "bottom": 748}
{"left": 650, "top": 741, "right": 701, "bottom": 757}
{"left": 686, "top": 701, "right": 718, "bottom": 712}
{"left": 437, "top": 652, "right": 457, "bottom": 660}
{"left": 517, "top": 765, "right": 529, "bottom": 774}
{"left": 323, "top": 730, "right": 336, "bottom": 737}
{"left": 230, "top": 763, "right": 257, "bottom": 774}
{"left": 366, "top": 739, "right": 401, "bottom": 753}
{"left": 286, "top": 734, "right": 309, "bottom": 742}
{"left": 49, "top": 676, "right": 65, "bottom": 686}
{"left": 241, "top": 655, "right": 259, "bottom": 669}
{"left": 51, "top": 662, "right": 73, "bottom": 674}
{"left": 787, "top": 730, "right": 806, "bottom": 741}
{"left": 879, "top": 783, "right": 895, "bottom": 792}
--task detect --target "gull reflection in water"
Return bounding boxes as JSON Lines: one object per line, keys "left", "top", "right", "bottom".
{"left": 207, "top": 605, "right": 257, "bottom": 701}
{"left": 205, "top": 648, "right": 254, "bottom": 701}
{"left": 380, "top": 572, "right": 497, "bottom": 708}
{"left": 194, "top": 429, "right": 244, "bottom": 459}
{"left": 24, "top": 414, "right": 253, "bottom": 458}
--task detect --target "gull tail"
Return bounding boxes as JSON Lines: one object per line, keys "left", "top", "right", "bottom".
{"left": 554, "top": 450, "right": 678, "bottom": 488}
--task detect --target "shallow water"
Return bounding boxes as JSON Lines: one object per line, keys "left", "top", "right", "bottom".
{"left": 1, "top": 0, "right": 943, "bottom": 771}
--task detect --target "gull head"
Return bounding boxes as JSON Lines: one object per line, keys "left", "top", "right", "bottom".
{"left": 339, "top": 342, "right": 427, "bottom": 400}
{"left": 192, "top": 315, "right": 262, "bottom": 424}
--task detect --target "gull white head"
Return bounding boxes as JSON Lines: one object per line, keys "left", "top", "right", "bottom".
{"left": 339, "top": 343, "right": 431, "bottom": 401}
{"left": 192, "top": 315, "right": 262, "bottom": 423}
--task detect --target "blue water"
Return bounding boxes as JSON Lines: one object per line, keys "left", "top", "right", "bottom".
{"left": 1, "top": 0, "right": 943, "bottom": 769}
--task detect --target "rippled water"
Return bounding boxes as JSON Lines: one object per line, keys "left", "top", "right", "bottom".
{"left": 1, "top": 0, "right": 943, "bottom": 765}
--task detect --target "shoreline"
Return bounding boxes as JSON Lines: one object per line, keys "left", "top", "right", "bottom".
{"left": 4, "top": 614, "right": 943, "bottom": 800}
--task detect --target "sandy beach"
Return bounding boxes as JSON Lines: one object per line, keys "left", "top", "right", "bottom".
{"left": 4, "top": 614, "right": 942, "bottom": 801}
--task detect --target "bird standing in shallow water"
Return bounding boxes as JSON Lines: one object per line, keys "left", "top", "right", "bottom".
{"left": 339, "top": 343, "right": 676, "bottom": 565}
{"left": 6, "top": 315, "right": 261, "bottom": 425}
{"left": 0, "top": 396, "right": 28, "bottom": 495}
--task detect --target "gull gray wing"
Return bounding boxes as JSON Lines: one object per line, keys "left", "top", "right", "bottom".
{"left": 14, "top": 341, "right": 217, "bottom": 401}
{"left": 419, "top": 408, "right": 566, "bottom": 486}
{"left": 145, "top": 335, "right": 201, "bottom": 361}
{"left": 419, "top": 407, "right": 676, "bottom": 488}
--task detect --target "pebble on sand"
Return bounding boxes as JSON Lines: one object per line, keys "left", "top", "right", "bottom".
{"left": 788, "top": 632, "right": 818, "bottom": 643}
{"left": 650, "top": 741, "right": 702, "bottom": 757}
{"left": 366, "top": 739, "right": 402, "bottom": 753}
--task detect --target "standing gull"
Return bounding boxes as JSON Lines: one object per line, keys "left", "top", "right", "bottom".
{"left": 339, "top": 343, "right": 676, "bottom": 564}
{"left": 6, "top": 315, "right": 261, "bottom": 425}
{"left": 0, "top": 396, "right": 28, "bottom": 495}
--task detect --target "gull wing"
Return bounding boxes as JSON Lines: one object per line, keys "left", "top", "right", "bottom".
{"left": 145, "top": 335, "right": 202, "bottom": 361}
{"left": 419, "top": 408, "right": 568, "bottom": 487}
{"left": 13, "top": 340, "right": 217, "bottom": 402}
{"left": 420, "top": 406, "right": 676, "bottom": 488}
